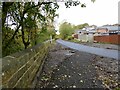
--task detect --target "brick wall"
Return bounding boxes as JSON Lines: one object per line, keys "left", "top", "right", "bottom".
{"left": 2, "top": 42, "right": 50, "bottom": 88}
{"left": 94, "top": 34, "right": 120, "bottom": 44}
{"left": 73, "top": 34, "right": 78, "bottom": 39}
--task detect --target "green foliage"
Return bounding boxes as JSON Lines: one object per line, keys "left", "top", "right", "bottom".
{"left": 59, "top": 22, "right": 89, "bottom": 40}
{"left": 2, "top": 2, "right": 59, "bottom": 57}
{"left": 67, "top": 36, "right": 74, "bottom": 40}
{"left": 75, "top": 23, "right": 89, "bottom": 29}
{"left": 114, "top": 88, "right": 120, "bottom": 90}
{"left": 70, "top": 39, "right": 80, "bottom": 43}
{"left": 64, "top": 0, "right": 96, "bottom": 8}
{"left": 91, "top": 0, "right": 96, "bottom": 3}
{"left": 2, "top": 1, "right": 95, "bottom": 57}
{"left": 59, "top": 22, "right": 74, "bottom": 40}
{"left": 2, "top": 27, "right": 24, "bottom": 57}
{"left": 54, "top": 35, "right": 60, "bottom": 40}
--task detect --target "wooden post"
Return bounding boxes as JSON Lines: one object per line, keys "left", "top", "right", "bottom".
{"left": 50, "top": 35, "right": 52, "bottom": 43}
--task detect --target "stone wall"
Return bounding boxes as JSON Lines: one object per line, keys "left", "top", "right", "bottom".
{"left": 2, "top": 42, "right": 50, "bottom": 88}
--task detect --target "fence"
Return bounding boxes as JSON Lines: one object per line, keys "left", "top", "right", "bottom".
{"left": 94, "top": 34, "right": 120, "bottom": 44}
{"left": 2, "top": 42, "right": 50, "bottom": 88}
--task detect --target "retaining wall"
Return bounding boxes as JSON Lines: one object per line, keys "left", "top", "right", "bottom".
{"left": 2, "top": 43, "right": 50, "bottom": 88}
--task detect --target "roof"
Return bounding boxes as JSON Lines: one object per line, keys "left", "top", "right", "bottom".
{"left": 97, "top": 26, "right": 120, "bottom": 31}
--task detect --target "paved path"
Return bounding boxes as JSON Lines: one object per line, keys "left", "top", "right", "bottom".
{"left": 36, "top": 43, "right": 104, "bottom": 88}
{"left": 47, "top": 51, "right": 103, "bottom": 88}
{"left": 57, "top": 39, "right": 119, "bottom": 60}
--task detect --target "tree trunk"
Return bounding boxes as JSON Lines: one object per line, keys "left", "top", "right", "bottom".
{"left": 2, "top": 2, "right": 14, "bottom": 27}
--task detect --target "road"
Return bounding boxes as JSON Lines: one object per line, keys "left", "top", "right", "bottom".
{"left": 57, "top": 39, "right": 119, "bottom": 60}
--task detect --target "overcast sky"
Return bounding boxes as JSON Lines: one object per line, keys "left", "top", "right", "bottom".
{"left": 55, "top": 0, "right": 119, "bottom": 30}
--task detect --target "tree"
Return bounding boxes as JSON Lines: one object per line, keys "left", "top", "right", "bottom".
{"left": 2, "top": 0, "right": 95, "bottom": 56}
{"left": 2, "top": 2, "right": 59, "bottom": 56}
{"left": 64, "top": 0, "right": 95, "bottom": 8}
{"left": 59, "top": 22, "right": 74, "bottom": 40}
{"left": 75, "top": 23, "right": 89, "bottom": 29}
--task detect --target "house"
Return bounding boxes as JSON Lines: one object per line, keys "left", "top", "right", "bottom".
{"left": 96, "top": 27, "right": 108, "bottom": 33}
{"left": 74, "top": 26, "right": 97, "bottom": 42}
{"left": 73, "top": 25, "right": 120, "bottom": 43}
{"left": 96, "top": 25, "right": 120, "bottom": 35}
{"left": 94, "top": 25, "right": 120, "bottom": 44}
{"left": 85, "top": 25, "right": 97, "bottom": 32}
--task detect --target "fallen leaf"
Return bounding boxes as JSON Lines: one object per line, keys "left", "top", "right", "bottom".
{"left": 53, "top": 85, "right": 58, "bottom": 88}
{"left": 73, "top": 85, "right": 76, "bottom": 88}
{"left": 80, "top": 80, "right": 83, "bottom": 83}
{"left": 64, "top": 75, "right": 67, "bottom": 77}
{"left": 78, "top": 73, "right": 81, "bottom": 76}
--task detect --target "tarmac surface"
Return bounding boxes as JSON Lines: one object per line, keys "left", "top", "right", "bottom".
{"left": 46, "top": 50, "right": 103, "bottom": 88}
{"left": 56, "top": 39, "right": 119, "bottom": 60}
{"left": 35, "top": 41, "right": 119, "bottom": 89}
